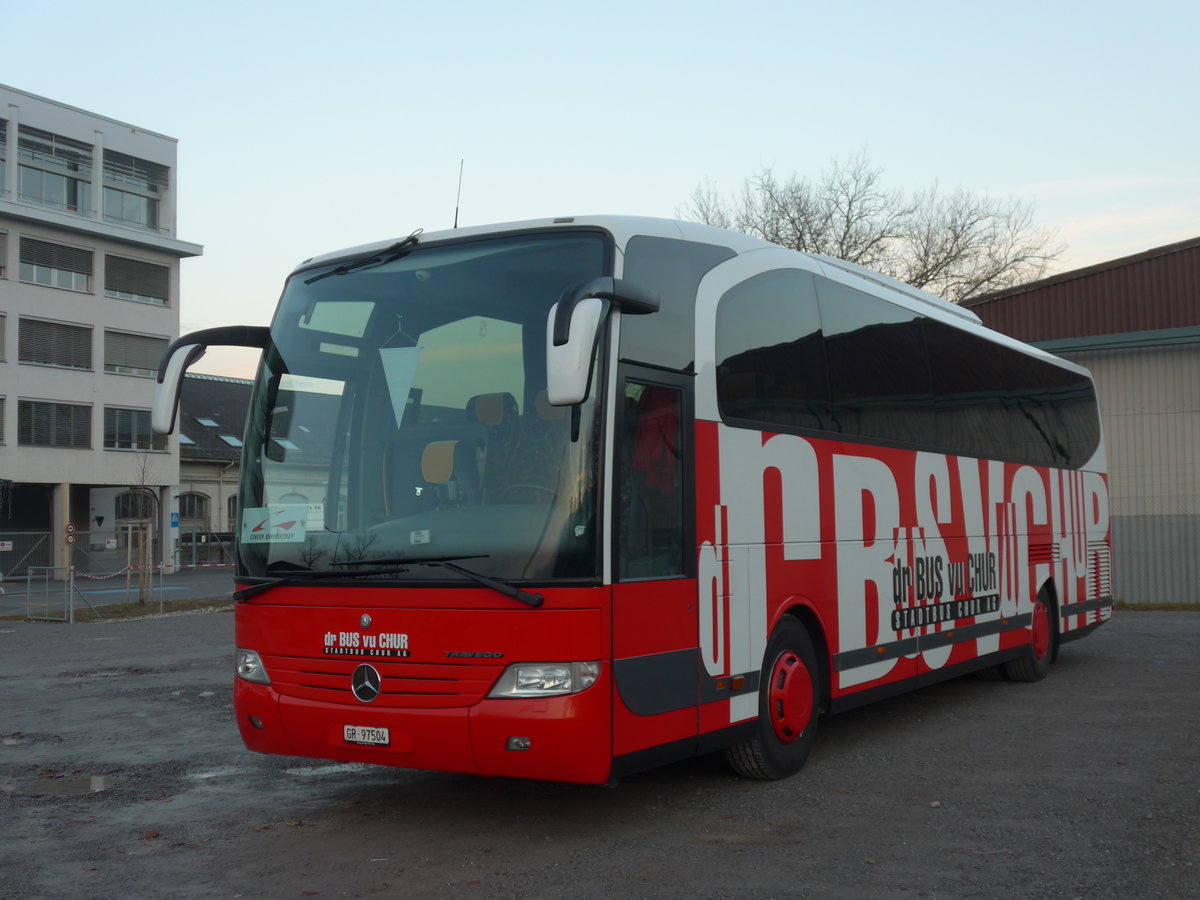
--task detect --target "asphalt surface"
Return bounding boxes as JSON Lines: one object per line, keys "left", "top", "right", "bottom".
{"left": 0, "top": 610, "right": 1197, "bottom": 899}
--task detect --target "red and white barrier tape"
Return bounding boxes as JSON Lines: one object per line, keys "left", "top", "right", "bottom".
{"left": 70, "top": 562, "right": 235, "bottom": 580}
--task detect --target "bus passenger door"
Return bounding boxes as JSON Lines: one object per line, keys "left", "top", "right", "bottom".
{"left": 611, "top": 371, "right": 699, "bottom": 771}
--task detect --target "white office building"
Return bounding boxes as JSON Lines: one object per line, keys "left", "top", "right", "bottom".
{"left": 0, "top": 83, "right": 202, "bottom": 577}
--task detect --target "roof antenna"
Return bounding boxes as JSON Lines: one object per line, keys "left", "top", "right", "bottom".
{"left": 453, "top": 159, "right": 464, "bottom": 228}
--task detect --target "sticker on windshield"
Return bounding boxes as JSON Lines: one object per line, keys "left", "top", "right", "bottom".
{"left": 242, "top": 506, "right": 308, "bottom": 544}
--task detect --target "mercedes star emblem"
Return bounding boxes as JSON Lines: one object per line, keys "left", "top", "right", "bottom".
{"left": 351, "top": 664, "right": 382, "bottom": 703}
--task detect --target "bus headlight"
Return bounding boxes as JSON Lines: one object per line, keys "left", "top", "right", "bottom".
{"left": 488, "top": 661, "right": 600, "bottom": 698}
{"left": 235, "top": 648, "right": 271, "bottom": 685}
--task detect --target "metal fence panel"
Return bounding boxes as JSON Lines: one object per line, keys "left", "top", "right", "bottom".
{"left": 0, "top": 532, "right": 52, "bottom": 578}
{"left": 24, "top": 566, "right": 70, "bottom": 621}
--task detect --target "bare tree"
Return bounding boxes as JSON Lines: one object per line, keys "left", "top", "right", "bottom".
{"left": 298, "top": 537, "right": 329, "bottom": 570}
{"left": 126, "top": 453, "right": 159, "bottom": 605}
{"left": 681, "top": 154, "right": 1063, "bottom": 301}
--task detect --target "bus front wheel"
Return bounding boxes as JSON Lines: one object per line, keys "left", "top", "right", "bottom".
{"left": 726, "top": 615, "right": 819, "bottom": 780}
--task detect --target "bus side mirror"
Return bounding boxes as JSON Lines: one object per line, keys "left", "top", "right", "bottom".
{"left": 545, "top": 277, "right": 659, "bottom": 407}
{"left": 545, "top": 297, "right": 607, "bottom": 407}
{"left": 152, "top": 325, "right": 270, "bottom": 434}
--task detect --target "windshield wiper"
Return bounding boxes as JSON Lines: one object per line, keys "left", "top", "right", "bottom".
{"left": 232, "top": 564, "right": 415, "bottom": 601}
{"left": 303, "top": 228, "right": 423, "bottom": 285}
{"left": 235, "top": 555, "right": 545, "bottom": 608}
{"left": 342, "top": 556, "right": 545, "bottom": 608}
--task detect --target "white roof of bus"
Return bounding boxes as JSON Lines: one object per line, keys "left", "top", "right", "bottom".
{"left": 292, "top": 215, "right": 1088, "bottom": 375}
{"left": 296, "top": 214, "right": 975, "bottom": 315}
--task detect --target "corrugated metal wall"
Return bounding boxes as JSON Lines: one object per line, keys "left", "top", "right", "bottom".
{"left": 1069, "top": 347, "right": 1200, "bottom": 605}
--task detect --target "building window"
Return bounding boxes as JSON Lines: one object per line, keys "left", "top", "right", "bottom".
{"left": 0, "top": 118, "right": 7, "bottom": 196}
{"left": 18, "top": 400, "right": 91, "bottom": 448}
{"left": 0, "top": 231, "right": 7, "bottom": 278}
{"left": 104, "top": 407, "right": 166, "bottom": 451}
{"left": 102, "top": 150, "right": 166, "bottom": 231}
{"left": 227, "top": 494, "right": 238, "bottom": 526}
{"left": 0, "top": 313, "right": 5, "bottom": 362}
{"left": 0, "top": 397, "right": 5, "bottom": 445}
{"left": 116, "top": 489, "right": 156, "bottom": 521}
{"left": 17, "top": 126, "right": 93, "bottom": 214}
{"left": 105, "top": 330, "right": 168, "bottom": 378}
{"left": 178, "top": 492, "right": 209, "bottom": 521}
{"left": 104, "top": 255, "right": 169, "bottom": 306}
{"left": 19, "top": 237, "right": 92, "bottom": 292}
{"left": 19, "top": 318, "right": 92, "bottom": 370}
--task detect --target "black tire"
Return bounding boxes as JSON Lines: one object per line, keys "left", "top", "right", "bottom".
{"left": 1003, "top": 589, "right": 1058, "bottom": 683}
{"left": 973, "top": 664, "right": 1006, "bottom": 681}
{"left": 726, "top": 615, "right": 820, "bottom": 780}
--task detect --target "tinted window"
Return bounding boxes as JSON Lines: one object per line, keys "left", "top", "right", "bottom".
{"left": 619, "top": 381, "right": 685, "bottom": 579}
{"left": 716, "top": 269, "right": 830, "bottom": 431}
{"left": 712, "top": 267, "right": 1100, "bottom": 470}
{"left": 621, "top": 236, "right": 735, "bottom": 371}
{"left": 924, "top": 319, "right": 1100, "bottom": 468}
{"left": 819, "top": 277, "right": 932, "bottom": 445}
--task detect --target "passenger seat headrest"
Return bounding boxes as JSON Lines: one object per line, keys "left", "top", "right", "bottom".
{"left": 421, "top": 440, "right": 458, "bottom": 483}
{"left": 469, "top": 393, "right": 514, "bottom": 427}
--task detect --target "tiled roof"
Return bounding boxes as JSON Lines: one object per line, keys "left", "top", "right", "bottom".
{"left": 179, "top": 372, "right": 253, "bottom": 461}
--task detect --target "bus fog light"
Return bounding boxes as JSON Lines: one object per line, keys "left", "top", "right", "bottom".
{"left": 577, "top": 661, "right": 600, "bottom": 690}
{"left": 506, "top": 737, "right": 532, "bottom": 751}
{"left": 236, "top": 648, "right": 270, "bottom": 685}
{"left": 488, "top": 661, "right": 601, "bottom": 698}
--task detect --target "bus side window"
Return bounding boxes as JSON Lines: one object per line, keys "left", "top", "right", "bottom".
{"left": 619, "top": 382, "right": 684, "bottom": 579}
{"left": 715, "top": 269, "right": 830, "bottom": 432}
{"left": 817, "top": 276, "right": 933, "bottom": 445}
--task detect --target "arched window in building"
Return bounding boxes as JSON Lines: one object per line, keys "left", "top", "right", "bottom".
{"left": 115, "top": 489, "right": 156, "bottom": 522}
{"left": 177, "top": 492, "right": 210, "bottom": 529}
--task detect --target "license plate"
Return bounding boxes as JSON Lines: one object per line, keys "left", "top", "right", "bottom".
{"left": 344, "top": 725, "right": 389, "bottom": 746}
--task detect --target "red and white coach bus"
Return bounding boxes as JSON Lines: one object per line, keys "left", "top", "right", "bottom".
{"left": 154, "top": 216, "right": 1112, "bottom": 784}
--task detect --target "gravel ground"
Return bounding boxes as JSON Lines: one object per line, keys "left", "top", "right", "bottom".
{"left": 1, "top": 609, "right": 1196, "bottom": 899}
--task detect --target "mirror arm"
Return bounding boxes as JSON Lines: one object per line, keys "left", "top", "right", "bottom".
{"left": 153, "top": 325, "right": 270, "bottom": 434}
{"left": 156, "top": 325, "right": 270, "bottom": 382}
{"left": 552, "top": 277, "right": 659, "bottom": 347}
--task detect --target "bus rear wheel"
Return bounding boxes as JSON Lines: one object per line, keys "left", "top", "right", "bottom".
{"left": 726, "top": 616, "right": 819, "bottom": 780}
{"left": 1003, "top": 591, "right": 1057, "bottom": 683}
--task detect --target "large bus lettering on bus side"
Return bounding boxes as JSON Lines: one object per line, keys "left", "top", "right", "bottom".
{"left": 155, "top": 216, "right": 1111, "bottom": 785}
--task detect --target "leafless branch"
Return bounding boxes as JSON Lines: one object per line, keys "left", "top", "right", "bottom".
{"left": 683, "top": 154, "right": 1063, "bottom": 301}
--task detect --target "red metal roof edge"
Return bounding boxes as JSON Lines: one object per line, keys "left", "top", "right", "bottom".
{"left": 963, "top": 234, "right": 1200, "bottom": 308}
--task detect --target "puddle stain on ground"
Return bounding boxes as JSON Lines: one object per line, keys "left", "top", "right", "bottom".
{"left": 1, "top": 774, "right": 119, "bottom": 797}
{"left": 62, "top": 667, "right": 160, "bottom": 678}
{"left": 2, "top": 732, "right": 64, "bottom": 747}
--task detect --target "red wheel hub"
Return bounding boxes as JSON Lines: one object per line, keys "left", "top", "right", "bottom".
{"left": 1032, "top": 601, "right": 1051, "bottom": 660}
{"left": 768, "top": 650, "right": 813, "bottom": 743}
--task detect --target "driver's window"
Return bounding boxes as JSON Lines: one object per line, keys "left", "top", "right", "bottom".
{"left": 619, "top": 381, "right": 684, "bottom": 579}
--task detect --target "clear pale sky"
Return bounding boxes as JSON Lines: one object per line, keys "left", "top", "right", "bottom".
{"left": 6, "top": 0, "right": 1197, "bottom": 378}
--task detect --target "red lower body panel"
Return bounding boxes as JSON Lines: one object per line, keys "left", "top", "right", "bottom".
{"left": 234, "top": 671, "right": 613, "bottom": 785}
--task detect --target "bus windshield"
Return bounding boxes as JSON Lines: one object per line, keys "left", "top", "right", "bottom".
{"left": 237, "top": 230, "right": 610, "bottom": 582}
